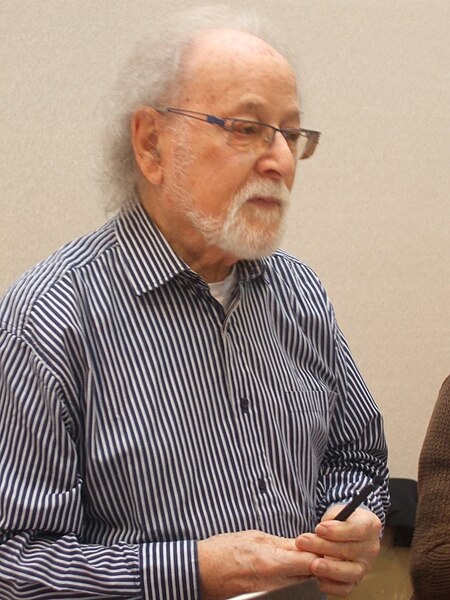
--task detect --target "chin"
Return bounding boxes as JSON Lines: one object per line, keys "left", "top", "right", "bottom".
{"left": 219, "top": 223, "right": 284, "bottom": 260}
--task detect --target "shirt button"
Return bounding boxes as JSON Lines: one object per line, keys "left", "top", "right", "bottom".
{"left": 258, "top": 478, "right": 267, "bottom": 493}
{"left": 240, "top": 398, "right": 250, "bottom": 413}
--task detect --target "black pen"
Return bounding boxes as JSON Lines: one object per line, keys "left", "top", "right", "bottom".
{"left": 334, "top": 474, "right": 385, "bottom": 521}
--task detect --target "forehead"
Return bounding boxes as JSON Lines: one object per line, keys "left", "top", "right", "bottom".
{"left": 178, "top": 29, "right": 299, "bottom": 115}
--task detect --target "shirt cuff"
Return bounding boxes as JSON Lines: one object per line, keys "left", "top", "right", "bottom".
{"left": 139, "top": 539, "right": 199, "bottom": 600}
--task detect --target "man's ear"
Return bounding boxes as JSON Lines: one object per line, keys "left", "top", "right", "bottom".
{"left": 131, "top": 107, "right": 163, "bottom": 185}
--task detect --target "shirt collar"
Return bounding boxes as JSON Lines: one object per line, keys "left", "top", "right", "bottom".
{"left": 115, "top": 203, "right": 188, "bottom": 295}
{"left": 115, "top": 202, "right": 269, "bottom": 295}
{"left": 236, "top": 257, "right": 268, "bottom": 283}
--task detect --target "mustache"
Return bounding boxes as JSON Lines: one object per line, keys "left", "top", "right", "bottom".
{"left": 233, "top": 179, "right": 291, "bottom": 207}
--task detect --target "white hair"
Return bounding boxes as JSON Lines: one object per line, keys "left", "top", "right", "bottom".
{"left": 99, "top": 5, "right": 299, "bottom": 212}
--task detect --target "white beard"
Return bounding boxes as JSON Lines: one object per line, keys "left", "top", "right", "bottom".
{"left": 179, "top": 177, "right": 291, "bottom": 260}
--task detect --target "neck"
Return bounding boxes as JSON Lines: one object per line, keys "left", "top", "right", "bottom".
{"left": 171, "top": 232, "right": 238, "bottom": 282}
{"left": 140, "top": 198, "right": 237, "bottom": 283}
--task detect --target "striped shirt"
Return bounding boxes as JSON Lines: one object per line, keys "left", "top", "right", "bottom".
{"left": 0, "top": 203, "right": 389, "bottom": 599}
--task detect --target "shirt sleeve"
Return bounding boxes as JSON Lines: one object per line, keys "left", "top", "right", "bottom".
{"left": 315, "top": 322, "right": 390, "bottom": 524}
{"left": 0, "top": 329, "right": 199, "bottom": 599}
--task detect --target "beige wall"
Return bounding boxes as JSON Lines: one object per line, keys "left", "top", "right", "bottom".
{"left": 1, "top": 0, "right": 449, "bottom": 480}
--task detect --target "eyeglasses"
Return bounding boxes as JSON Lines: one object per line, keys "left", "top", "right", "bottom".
{"left": 154, "top": 106, "right": 321, "bottom": 160}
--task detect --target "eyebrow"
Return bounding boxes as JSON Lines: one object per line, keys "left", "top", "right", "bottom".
{"left": 229, "top": 97, "right": 301, "bottom": 122}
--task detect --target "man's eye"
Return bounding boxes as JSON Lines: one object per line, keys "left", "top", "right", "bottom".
{"left": 231, "top": 121, "right": 261, "bottom": 136}
{"left": 283, "top": 130, "right": 301, "bottom": 144}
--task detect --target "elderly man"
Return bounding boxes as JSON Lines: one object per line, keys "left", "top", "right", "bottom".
{"left": 0, "top": 7, "right": 388, "bottom": 600}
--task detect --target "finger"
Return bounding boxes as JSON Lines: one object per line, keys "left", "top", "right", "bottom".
{"left": 311, "top": 555, "right": 367, "bottom": 584}
{"left": 295, "top": 532, "right": 379, "bottom": 563}
{"left": 295, "top": 533, "right": 347, "bottom": 560}
{"left": 316, "top": 511, "right": 381, "bottom": 543}
{"left": 275, "top": 548, "right": 320, "bottom": 579}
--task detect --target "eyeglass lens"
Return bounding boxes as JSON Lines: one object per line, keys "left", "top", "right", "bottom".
{"left": 226, "top": 119, "right": 313, "bottom": 159}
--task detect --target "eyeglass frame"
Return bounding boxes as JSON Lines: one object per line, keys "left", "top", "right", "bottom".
{"left": 153, "top": 106, "right": 321, "bottom": 160}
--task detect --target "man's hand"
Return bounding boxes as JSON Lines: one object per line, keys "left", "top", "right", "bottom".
{"left": 197, "top": 530, "right": 320, "bottom": 600}
{"left": 295, "top": 507, "right": 382, "bottom": 597}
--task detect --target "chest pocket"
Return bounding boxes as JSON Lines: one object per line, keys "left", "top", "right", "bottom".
{"left": 285, "top": 389, "right": 336, "bottom": 458}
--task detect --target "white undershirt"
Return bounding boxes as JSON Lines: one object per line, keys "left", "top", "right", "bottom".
{"left": 208, "top": 267, "right": 237, "bottom": 308}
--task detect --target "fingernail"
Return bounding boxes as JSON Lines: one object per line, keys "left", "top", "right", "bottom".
{"left": 298, "top": 536, "right": 311, "bottom": 548}
{"left": 314, "top": 560, "right": 327, "bottom": 575}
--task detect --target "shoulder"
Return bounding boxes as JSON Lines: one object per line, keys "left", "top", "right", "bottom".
{"left": 0, "top": 217, "right": 117, "bottom": 336}
{"left": 438, "top": 375, "right": 450, "bottom": 404}
{"left": 264, "top": 249, "right": 331, "bottom": 305}
{"left": 420, "top": 375, "right": 450, "bottom": 460}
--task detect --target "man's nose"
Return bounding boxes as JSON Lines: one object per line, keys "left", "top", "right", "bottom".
{"left": 254, "top": 130, "right": 297, "bottom": 184}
